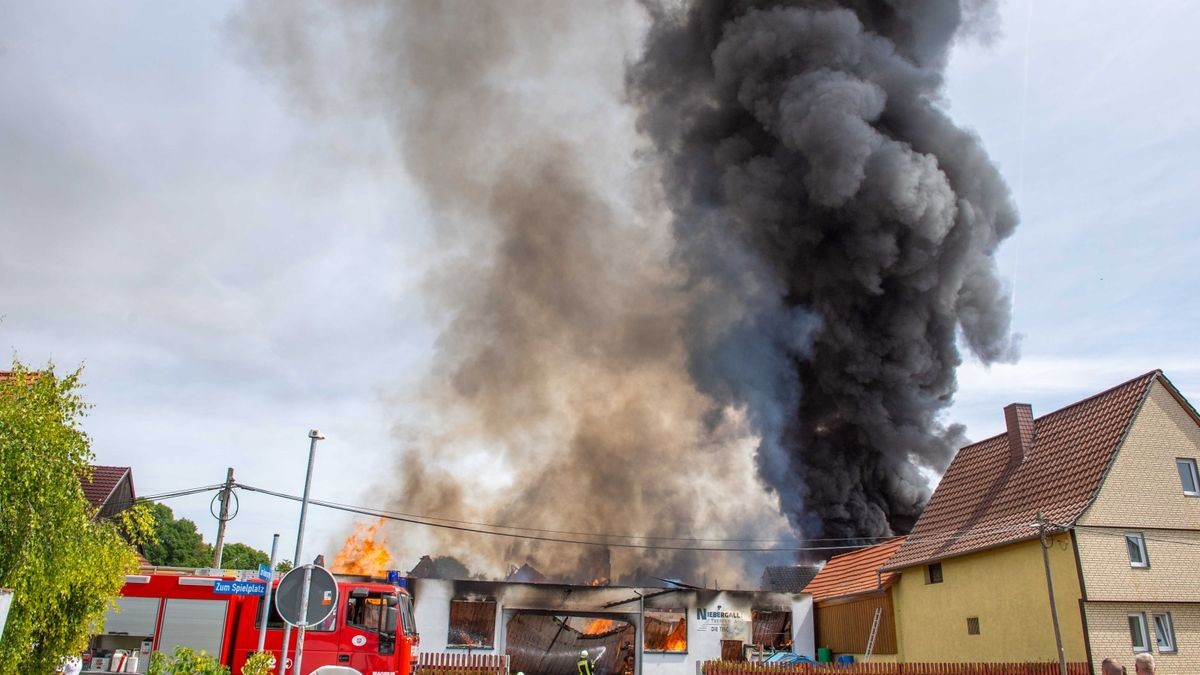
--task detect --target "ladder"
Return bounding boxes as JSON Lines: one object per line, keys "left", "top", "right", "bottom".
{"left": 863, "top": 607, "right": 883, "bottom": 663}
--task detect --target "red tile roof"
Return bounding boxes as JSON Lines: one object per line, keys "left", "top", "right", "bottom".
{"left": 82, "top": 465, "right": 132, "bottom": 510}
{"left": 883, "top": 371, "right": 1161, "bottom": 571}
{"left": 803, "top": 537, "right": 905, "bottom": 602}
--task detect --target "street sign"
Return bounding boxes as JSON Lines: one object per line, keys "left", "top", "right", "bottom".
{"left": 258, "top": 563, "right": 272, "bottom": 581}
{"left": 275, "top": 564, "right": 338, "bottom": 628}
{"left": 213, "top": 580, "right": 267, "bottom": 596}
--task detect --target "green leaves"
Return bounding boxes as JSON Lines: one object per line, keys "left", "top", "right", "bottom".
{"left": 220, "top": 542, "right": 269, "bottom": 570}
{"left": 0, "top": 362, "right": 140, "bottom": 674}
{"left": 142, "top": 503, "right": 213, "bottom": 568}
{"left": 147, "top": 646, "right": 231, "bottom": 675}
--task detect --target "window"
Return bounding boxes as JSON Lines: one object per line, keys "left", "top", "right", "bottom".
{"left": 1129, "top": 613, "right": 1150, "bottom": 653}
{"left": 644, "top": 609, "right": 687, "bottom": 653}
{"left": 966, "top": 617, "right": 980, "bottom": 635}
{"left": 926, "top": 563, "right": 943, "bottom": 584}
{"left": 1153, "top": 613, "right": 1177, "bottom": 653}
{"left": 1126, "top": 533, "right": 1149, "bottom": 568}
{"left": 447, "top": 599, "right": 496, "bottom": 648}
{"left": 1177, "top": 459, "right": 1200, "bottom": 496}
{"left": 751, "top": 609, "right": 792, "bottom": 650}
{"left": 346, "top": 592, "right": 390, "bottom": 632}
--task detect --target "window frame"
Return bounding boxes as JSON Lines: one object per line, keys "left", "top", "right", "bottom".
{"left": 1153, "top": 612, "right": 1177, "bottom": 654}
{"left": 446, "top": 598, "right": 497, "bottom": 649}
{"left": 1125, "top": 532, "right": 1150, "bottom": 568}
{"left": 966, "top": 617, "right": 980, "bottom": 635}
{"left": 1128, "top": 613, "right": 1151, "bottom": 653}
{"left": 1177, "top": 458, "right": 1200, "bottom": 496}
{"left": 926, "top": 562, "right": 943, "bottom": 584}
{"left": 643, "top": 608, "right": 688, "bottom": 654}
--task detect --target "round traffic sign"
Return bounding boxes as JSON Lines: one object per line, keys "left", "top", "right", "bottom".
{"left": 274, "top": 564, "right": 339, "bottom": 628}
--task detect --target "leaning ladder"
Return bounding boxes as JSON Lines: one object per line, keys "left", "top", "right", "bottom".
{"left": 863, "top": 607, "right": 883, "bottom": 663}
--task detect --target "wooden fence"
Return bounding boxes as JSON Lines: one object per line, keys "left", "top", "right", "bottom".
{"left": 704, "top": 661, "right": 1090, "bottom": 675}
{"left": 420, "top": 651, "right": 511, "bottom": 675}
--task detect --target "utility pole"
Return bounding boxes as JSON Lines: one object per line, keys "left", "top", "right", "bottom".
{"left": 280, "top": 429, "right": 324, "bottom": 675}
{"left": 1036, "top": 511, "right": 1068, "bottom": 675}
{"left": 212, "top": 467, "right": 235, "bottom": 569}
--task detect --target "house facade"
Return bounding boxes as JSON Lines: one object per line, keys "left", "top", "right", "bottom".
{"left": 802, "top": 537, "right": 904, "bottom": 662}
{"left": 882, "top": 370, "right": 1200, "bottom": 674}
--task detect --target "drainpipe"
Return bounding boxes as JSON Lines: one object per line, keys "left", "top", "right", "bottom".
{"left": 634, "top": 589, "right": 644, "bottom": 675}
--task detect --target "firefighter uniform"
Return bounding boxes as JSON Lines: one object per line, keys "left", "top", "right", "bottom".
{"left": 578, "top": 650, "right": 595, "bottom": 675}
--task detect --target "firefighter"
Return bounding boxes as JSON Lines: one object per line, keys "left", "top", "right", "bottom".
{"left": 578, "top": 649, "right": 596, "bottom": 675}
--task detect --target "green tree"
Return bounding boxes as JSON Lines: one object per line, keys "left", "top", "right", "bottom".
{"left": 219, "top": 542, "right": 269, "bottom": 570}
{"left": 275, "top": 559, "right": 294, "bottom": 572}
{"left": 142, "top": 503, "right": 212, "bottom": 567}
{"left": 0, "top": 363, "right": 142, "bottom": 674}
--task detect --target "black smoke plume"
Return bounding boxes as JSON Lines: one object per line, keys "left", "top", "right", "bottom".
{"left": 629, "top": 0, "right": 1017, "bottom": 538}
{"left": 230, "top": 0, "right": 1016, "bottom": 582}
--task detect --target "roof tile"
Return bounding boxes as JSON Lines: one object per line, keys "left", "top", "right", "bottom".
{"left": 803, "top": 537, "right": 905, "bottom": 602}
{"left": 882, "top": 371, "right": 1159, "bottom": 571}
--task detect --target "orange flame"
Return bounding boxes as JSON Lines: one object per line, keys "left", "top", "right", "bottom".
{"left": 332, "top": 518, "right": 395, "bottom": 577}
{"left": 663, "top": 619, "right": 687, "bottom": 652}
{"left": 580, "top": 618, "right": 617, "bottom": 635}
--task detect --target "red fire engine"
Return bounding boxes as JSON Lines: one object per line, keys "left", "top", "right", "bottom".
{"left": 84, "top": 569, "right": 419, "bottom": 675}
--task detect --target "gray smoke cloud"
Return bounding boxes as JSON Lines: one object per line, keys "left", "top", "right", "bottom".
{"left": 629, "top": 0, "right": 1017, "bottom": 538}
{"left": 230, "top": 0, "right": 1015, "bottom": 582}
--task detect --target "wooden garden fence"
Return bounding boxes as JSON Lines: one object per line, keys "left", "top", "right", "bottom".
{"left": 704, "top": 660, "right": 1090, "bottom": 675}
{"left": 420, "top": 651, "right": 511, "bottom": 675}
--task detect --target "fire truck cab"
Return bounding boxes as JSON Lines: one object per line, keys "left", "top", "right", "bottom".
{"left": 87, "top": 570, "right": 418, "bottom": 675}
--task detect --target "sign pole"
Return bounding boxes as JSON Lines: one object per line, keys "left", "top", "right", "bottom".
{"left": 257, "top": 533, "right": 280, "bottom": 654}
{"left": 293, "top": 564, "right": 315, "bottom": 675}
{"left": 280, "top": 429, "right": 324, "bottom": 675}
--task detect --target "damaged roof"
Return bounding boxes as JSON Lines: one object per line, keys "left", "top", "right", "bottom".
{"left": 760, "top": 564, "right": 822, "bottom": 593}
{"left": 803, "top": 537, "right": 904, "bottom": 602}
{"left": 883, "top": 370, "right": 1165, "bottom": 571}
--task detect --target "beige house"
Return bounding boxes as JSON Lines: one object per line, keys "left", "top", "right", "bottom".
{"left": 880, "top": 370, "right": 1200, "bottom": 674}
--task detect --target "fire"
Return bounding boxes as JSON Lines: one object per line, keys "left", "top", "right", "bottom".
{"left": 332, "top": 518, "right": 395, "bottom": 577}
{"left": 587, "top": 577, "right": 610, "bottom": 587}
{"left": 663, "top": 619, "right": 687, "bottom": 652}
{"left": 579, "top": 618, "right": 616, "bottom": 636}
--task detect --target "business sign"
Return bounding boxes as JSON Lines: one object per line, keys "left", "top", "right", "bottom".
{"left": 213, "top": 580, "right": 267, "bottom": 596}
{"left": 696, "top": 604, "right": 750, "bottom": 642}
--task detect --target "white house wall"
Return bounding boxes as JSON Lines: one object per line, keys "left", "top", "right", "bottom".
{"left": 408, "top": 579, "right": 814, "bottom": 675}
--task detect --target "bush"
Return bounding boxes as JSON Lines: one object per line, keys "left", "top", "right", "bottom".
{"left": 241, "top": 652, "right": 273, "bottom": 675}
{"left": 147, "top": 646, "right": 231, "bottom": 675}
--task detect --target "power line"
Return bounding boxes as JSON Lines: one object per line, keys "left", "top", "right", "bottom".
{"left": 233, "top": 481, "right": 1037, "bottom": 553}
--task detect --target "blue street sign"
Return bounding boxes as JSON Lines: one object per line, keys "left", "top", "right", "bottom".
{"left": 214, "top": 580, "right": 266, "bottom": 596}
{"left": 258, "top": 564, "right": 272, "bottom": 581}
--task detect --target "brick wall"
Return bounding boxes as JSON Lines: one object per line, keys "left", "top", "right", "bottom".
{"left": 1083, "top": 602, "right": 1200, "bottom": 675}
{"left": 1076, "top": 380, "right": 1200, "bottom": 603}
{"left": 1079, "top": 380, "right": 1200, "bottom": 530}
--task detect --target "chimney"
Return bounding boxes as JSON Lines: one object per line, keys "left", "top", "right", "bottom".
{"left": 1003, "top": 403, "right": 1035, "bottom": 461}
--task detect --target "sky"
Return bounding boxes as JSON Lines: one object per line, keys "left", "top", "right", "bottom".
{"left": 2, "top": 0, "right": 1198, "bottom": 570}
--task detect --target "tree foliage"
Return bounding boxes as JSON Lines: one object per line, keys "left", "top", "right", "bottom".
{"left": 220, "top": 542, "right": 269, "bottom": 570}
{"left": 142, "top": 503, "right": 212, "bottom": 568}
{"left": 0, "top": 363, "right": 141, "bottom": 674}
{"left": 147, "top": 646, "right": 230, "bottom": 675}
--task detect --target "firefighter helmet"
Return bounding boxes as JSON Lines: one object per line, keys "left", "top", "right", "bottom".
{"left": 580, "top": 650, "right": 589, "bottom": 658}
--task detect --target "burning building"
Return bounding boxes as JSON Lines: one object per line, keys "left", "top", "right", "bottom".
{"left": 408, "top": 577, "right": 813, "bottom": 675}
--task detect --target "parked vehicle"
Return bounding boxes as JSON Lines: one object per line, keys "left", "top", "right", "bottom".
{"left": 84, "top": 569, "right": 419, "bottom": 675}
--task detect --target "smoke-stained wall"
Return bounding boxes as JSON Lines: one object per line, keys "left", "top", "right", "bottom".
{"left": 231, "top": 0, "right": 1016, "bottom": 583}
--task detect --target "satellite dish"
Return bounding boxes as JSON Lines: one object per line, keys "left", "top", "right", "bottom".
{"left": 275, "top": 564, "right": 339, "bottom": 628}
